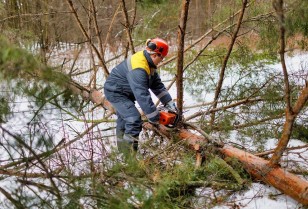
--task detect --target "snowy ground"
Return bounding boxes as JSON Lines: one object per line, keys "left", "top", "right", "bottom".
{"left": 213, "top": 183, "right": 301, "bottom": 209}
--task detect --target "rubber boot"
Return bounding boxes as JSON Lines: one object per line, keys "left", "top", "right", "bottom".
{"left": 117, "top": 134, "right": 138, "bottom": 153}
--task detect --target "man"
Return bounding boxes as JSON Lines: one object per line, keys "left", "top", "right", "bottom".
{"left": 104, "top": 37, "right": 177, "bottom": 152}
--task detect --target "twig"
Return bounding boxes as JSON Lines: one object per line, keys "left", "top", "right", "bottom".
{"left": 255, "top": 144, "right": 308, "bottom": 157}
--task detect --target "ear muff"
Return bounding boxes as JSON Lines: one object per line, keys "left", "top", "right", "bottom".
{"left": 147, "top": 41, "right": 157, "bottom": 51}
{"left": 147, "top": 40, "right": 164, "bottom": 54}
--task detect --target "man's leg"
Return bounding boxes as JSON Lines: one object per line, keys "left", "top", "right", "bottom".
{"left": 112, "top": 99, "right": 142, "bottom": 152}
{"left": 115, "top": 112, "right": 129, "bottom": 152}
{"left": 123, "top": 134, "right": 139, "bottom": 151}
{"left": 116, "top": 111, "right": 125, "bottom": 140}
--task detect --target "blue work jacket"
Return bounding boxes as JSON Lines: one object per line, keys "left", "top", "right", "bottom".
{"left": 104, "top": 50, "right": 172, "bottom": 122}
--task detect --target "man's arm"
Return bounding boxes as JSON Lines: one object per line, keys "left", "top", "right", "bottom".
{"left": 150, "top": 72, "right": 172, "bottom": 105}
{"left": 127, "top": 69, "right": 160, "bottom": 122}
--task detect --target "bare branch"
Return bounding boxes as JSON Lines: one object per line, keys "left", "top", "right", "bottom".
{"left": 0, "top": 11, "right": 73, "bottom": 23}
{"left": 121, "top": 0, "right": 135, "bottom": 54}
{"left": 65, "top": 0, "right": 109, "bottom": 78}
{"left": 0, "top": 186, "right": 24, "bottom": 208}
{"left": 185, "top": 98, "right": 263, "bottom": 121}
{"left": 210, "top": 0, "right": 248, "bottom": 127}
{"left": 104, "top": 4, "right": 121, "bottom": 50}
{"left": 255, "top": 144, "right": 308, "bottom": 157}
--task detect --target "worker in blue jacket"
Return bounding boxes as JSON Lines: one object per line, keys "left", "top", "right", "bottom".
{"left": 104, "top": 37, "right": 177, "bottom": 152}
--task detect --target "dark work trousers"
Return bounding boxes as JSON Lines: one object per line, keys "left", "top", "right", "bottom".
{"left": 104, "top": 90, "right": 142, "bottom": 139}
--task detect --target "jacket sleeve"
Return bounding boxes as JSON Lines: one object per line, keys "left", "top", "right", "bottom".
{"left": 150, "top": 72, "right": 172, "bottom": 105}
{"left": 127, "top": 69, "right": 160, "bottom": 122}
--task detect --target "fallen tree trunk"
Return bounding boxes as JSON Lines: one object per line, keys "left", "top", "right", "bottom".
{"left": 84, "top": 88, "right": 308, "bottom": 205}
{"left": 220, "top": 145, "right": 308, "bottom": 205}
{"left": 143, "top": 122, "right": 308, "bottom": 205}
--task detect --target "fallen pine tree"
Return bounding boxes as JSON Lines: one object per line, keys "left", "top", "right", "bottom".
{"left": 73, "top": 85, "right": 308, "bottom": 205}
{"left": 143, "top": 122, "right": 308, "bottom": 205}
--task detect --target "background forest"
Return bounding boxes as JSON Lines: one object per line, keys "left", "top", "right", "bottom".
{"left": 0, "top": 0, "right": 308, "bottom": 208}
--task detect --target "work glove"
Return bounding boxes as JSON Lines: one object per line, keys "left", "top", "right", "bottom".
{"left": 149, "top": 118, "right": 160, "bottom": 128}
{"left": 148, "top": 111, "right": 160, "bottom": 127}
{"left": 165, "top": 100, "right": 178, "bottom": 113}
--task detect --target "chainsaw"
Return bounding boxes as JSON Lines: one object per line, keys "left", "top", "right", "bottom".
{"left": 158, "top": 106, "right": 180, "bottom": 128}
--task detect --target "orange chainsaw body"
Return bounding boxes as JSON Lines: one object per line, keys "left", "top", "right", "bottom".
{"left": 159, "top": 111, "right": 177, "bottom": 126}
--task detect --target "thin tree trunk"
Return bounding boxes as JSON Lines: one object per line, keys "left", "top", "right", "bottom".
{"left": 270, "top": 84, "right": 308, "bottom": 165}
{"left": 89, "top": 0, "right": 106, "bottom": 87}
{"left": 269, "top": 0, "right": 308, "bottom": 166}
{"left": 210, "top": 0, "right": 248, "bottom": 127}
{"left": 273, "top": 0, "right": 292, "bottom": 112}
{"left": 176, "top": 0, "right": 190, "bottom": 124}
{"left": 87, "top": 1, "right": 97, "bottom": 88}
{"left": 104, "top": 4, "right": 121, "bottom": 50}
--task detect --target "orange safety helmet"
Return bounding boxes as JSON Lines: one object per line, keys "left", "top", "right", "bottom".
{"left": 146, "top": 38, "right": 169, "bottom": 58}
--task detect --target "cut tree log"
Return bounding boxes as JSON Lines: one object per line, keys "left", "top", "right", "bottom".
{"left": 84, "top": 88, "right": 308, "bottom": 205}
{"left": 143, "top": 122, "right": 308, "bottom": 205}
{"left": 220, "top": 145, "right": 308, "bottom": 205}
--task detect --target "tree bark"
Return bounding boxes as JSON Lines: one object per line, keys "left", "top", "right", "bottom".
{"left": 176, "top": 0, "right": 190, "bottom": 123}
{"left": 220, "top": 145, "right": 308, "bottom": 205}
